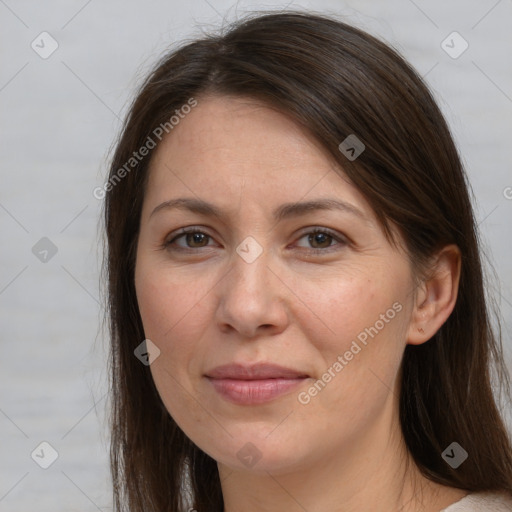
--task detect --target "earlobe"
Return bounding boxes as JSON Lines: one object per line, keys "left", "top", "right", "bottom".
{"left": 407, "top": 244, "right": 461, "bottom": 346}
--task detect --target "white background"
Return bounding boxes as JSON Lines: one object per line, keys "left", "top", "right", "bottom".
{"left": 1, "top": 0, "right": 511, "bottom": 510}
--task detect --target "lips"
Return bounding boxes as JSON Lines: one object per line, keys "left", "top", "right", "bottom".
{"left": 205, "top": 363, "right": 309, "bottom": 405}
{"left": 206, "top": 363, "right": 309, "bottom": 380}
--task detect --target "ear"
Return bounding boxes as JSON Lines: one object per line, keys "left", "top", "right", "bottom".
{"left": 407, "top": 244, "right": 461, "bottom": 345}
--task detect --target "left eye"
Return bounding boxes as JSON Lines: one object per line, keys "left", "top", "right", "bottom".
{"left": 167, "top": 229, "right": 214, "bottom": 249}
{"left": 295, "top": 228, "right": 345, "bottom": 251}
{"left": 164, "top": 227, "right": 346, "bottom": 253}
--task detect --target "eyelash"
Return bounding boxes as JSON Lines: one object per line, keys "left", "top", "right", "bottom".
{"left": 163, "top": 226, "right": 348, "bottom": 255}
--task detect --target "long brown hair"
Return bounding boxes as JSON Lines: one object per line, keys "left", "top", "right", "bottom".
{"left": 102, "top": 10, "right": 512, "bottom": 511}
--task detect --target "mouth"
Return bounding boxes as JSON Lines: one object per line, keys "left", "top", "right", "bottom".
{"left": 204, "top": 363, "right": 310, "bottom": 405}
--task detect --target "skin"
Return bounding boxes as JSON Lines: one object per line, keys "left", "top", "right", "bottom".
{"left": 134, "top": 94, "right": 466, "bottom": 511}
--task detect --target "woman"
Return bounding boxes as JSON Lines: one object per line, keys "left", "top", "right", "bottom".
{"left": 102, "top": 11, "right": 512, "bottom": 512}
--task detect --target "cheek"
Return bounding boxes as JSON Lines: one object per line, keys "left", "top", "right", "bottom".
{"left": 135, "top": 265, "right": 213, "bottom": 417}
{"left": 135, "top": 262, "right": 208, "bottom": 344}
{"left": 294, "top": 269, "right": 402, "bottom": 352}
{"left": 295, "top": 271, "right": 408, "bottom": 408}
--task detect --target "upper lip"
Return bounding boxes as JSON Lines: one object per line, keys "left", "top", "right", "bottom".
{"left": 205, "top": 363, "right": 309, "bottom": 380}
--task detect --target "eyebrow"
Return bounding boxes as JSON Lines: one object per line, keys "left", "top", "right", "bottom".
{"left": 149, "top": 197, "right": 367, "bottom": 223}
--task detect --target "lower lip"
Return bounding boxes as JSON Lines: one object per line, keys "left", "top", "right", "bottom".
{"left": 206, "top": 377, "right": 307, "bottom": 405}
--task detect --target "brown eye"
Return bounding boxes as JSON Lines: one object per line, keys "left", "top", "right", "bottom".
{"left": 295, "top": 228, "right": 346, "bottom": 253}
{"left": 308, "top": 231, "right": 333, "bottom": 249}
{"left": 165, "top": 228, "right": 213, "bottom": 251}
{"left": 183, "top": 232, "right": 209, "bottom": 248}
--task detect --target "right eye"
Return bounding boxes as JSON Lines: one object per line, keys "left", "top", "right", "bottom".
{"left": 164, "top": 227, "right": 216, "bottom": 252}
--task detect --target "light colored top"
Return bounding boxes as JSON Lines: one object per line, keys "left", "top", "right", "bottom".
{"left": 440, "top": 491, "right": 512, "bottom": 511}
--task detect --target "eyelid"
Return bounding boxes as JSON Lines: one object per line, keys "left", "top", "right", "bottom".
{"left": 295, "top": 226, "right": 347, "bottom": 243}
{"left": 164, "top": 226, "right": 218, "bottom": 248}
{"left": 293, "top": 226, "right": 348, "bottom": 253}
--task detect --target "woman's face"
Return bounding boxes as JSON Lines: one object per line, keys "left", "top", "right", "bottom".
{"left": 134, "top": 94, "right": 418, "bottom": 474}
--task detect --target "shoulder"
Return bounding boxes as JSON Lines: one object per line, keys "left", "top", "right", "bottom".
{"left": 441, "top": 491, "right": 512, "bottom": 511}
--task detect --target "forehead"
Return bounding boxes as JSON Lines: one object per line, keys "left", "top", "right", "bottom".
{"left": 150, "top": 95, "right": 335, "bottom": 175}
{"left": 142, "top": 94, "right": 375, "bottom": 223}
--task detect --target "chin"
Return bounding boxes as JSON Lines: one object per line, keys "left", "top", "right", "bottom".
{"left": 198, "top": 430, "right": 314, "bottom": 475}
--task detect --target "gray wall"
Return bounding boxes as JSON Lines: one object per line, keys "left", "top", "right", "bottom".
{"left": 1, "top": 0, "right": 511, "bottom": 509}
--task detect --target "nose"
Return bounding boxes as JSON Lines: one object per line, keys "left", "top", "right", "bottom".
{"left": 215, "top": 245, "right": 289, "bottom": 339}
